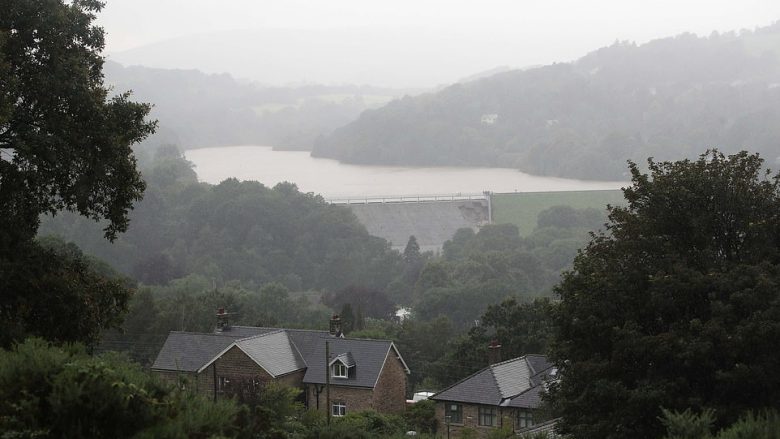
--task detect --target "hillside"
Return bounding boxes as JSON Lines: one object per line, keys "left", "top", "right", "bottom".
{"left": 312, "top": 23, "right": 780, "bottom": 180}
{"left": 103, "top": 61, "right": 407, "bottom": 151}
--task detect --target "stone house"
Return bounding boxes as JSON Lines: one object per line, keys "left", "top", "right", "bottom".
{"left": 152, "top": 317, "right": 410, "bottom": 416}
{"left": 430, "top": 354, "right": 555, "bottom": 438}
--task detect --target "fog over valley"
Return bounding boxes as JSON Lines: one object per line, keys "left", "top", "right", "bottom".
{"left": 4, "top": 2, "right": 780, "bottom": 438}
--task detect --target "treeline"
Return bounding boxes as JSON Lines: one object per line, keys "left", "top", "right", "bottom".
{"left": 313, "top": 23, "right": 780, "bottom": 180}
{"left": 411, "top": 207, "right": 604, "bottom": 328}
{"left": 40, "top": 145, "right": 403, "bottom": 292}
{"left": 104, "top": 61, "right": 408, "bottom": 152}
{"left": 40, "top": 146, "right": 607, "bottom": 382}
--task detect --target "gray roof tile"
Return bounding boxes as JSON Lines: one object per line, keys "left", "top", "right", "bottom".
{"left": 431, "top": 355, "right": 550, "bottom": 407}
{"left": 301, "top": 338, "right": 395, "bottom": 388}
{"left": 152, "top": 327, "right": 406, "bottom": 388}
{"left": 507, "top": 384, "right": 544, "bottom": 408}
{"left": 151, "top": 332, "right": 234, "bottom": 372}
{"left": 236, "top": 330, "right": 306, "bottom": 377}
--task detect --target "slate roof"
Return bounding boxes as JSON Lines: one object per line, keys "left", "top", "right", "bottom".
{"left": 302, "top": 337, "right": 408, "bottom": 388}
{"left": 152, "top": 332, "right": 235, "bottom": 372}
{"left": 152, "top": 326, "right": 409, "bottom": 388}
{"left": 234, "top": 330, "right": 306, "bottom": 377}
{"left": 430, "top": 354, "right": 553, "bottom": 407}
{"left": 506, "top": 384, "right": 544, "bottom": 408}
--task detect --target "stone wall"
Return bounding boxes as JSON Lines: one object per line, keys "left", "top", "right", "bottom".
{"left": 434, "top": 401, "right": 515, "bottom": 438}
{"left": 306, "top": 384, "right": 375, "bottom": 416}
{"left": 371, "top": 349, "right": 408, "bottom": 414}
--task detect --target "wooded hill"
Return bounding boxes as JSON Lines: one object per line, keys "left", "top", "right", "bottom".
{"left": 103, "top": 61, "right": 409, "bottom": 152}
{"left": 312, "top": 23, "right": 780, "bottom": 180}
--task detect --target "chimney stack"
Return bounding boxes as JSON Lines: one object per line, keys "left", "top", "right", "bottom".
{"left": 216, "top": 307, "right": 232, "bottom": 332}
{"left": 329, "top": 314, "right": 342, "bottom": 337}
{"left": 488, "top": 339, "right": 502, "bottom": 365}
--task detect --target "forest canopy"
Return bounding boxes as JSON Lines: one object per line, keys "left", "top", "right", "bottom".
{"left": 313, "top": 25, "right": 780, "bottom": 180}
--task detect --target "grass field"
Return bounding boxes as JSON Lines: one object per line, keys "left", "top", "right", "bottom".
{"left": 492, "top": 190, "right": 626, "bottom": 236}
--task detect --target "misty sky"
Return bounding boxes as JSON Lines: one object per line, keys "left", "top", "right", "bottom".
{"left": 99, "top": 0, "right": 780, "bottom": 87}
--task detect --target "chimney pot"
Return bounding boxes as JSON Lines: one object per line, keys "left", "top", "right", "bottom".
{"left": 488, "top": 339, "right": 502, "bottom": 365}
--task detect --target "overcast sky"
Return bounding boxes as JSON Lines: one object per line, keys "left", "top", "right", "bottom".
{"left": 98, "top": 0, "right": 780, "bottom": 87}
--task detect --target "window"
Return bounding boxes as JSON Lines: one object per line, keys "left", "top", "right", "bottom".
{"left": 516, "top": 409, "right": 534, "bottom": 429}
{"left": 217, "top": 376, "right": 230, "bottom": 392}
{"left": 478, "top": 406, "right": 497, "bottom": 427}
{"left": 332, "top": 401, "right": 346, "bottom": 417}
{"left": 445, "top": 403, "right": 463, "bottom": 424}
{"left": 332, "top": 362, "right": 348, "bottom": 378}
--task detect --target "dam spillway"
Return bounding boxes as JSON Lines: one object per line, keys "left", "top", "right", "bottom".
{"left": 336, "top": 195, "right": 490, "bottom": 253}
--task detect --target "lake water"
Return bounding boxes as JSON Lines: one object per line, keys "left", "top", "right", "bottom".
{"left": 185, "top": 145, "right": 625, "bottom": 198}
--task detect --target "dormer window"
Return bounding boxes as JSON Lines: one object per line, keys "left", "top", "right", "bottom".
{"left": 329, "top": 352, "right": 355, "bottom": 378}
{"left": 332, "top": 361, "right": 348, "bottom": 378}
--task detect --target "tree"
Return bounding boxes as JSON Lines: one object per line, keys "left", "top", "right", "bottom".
{"left": 0, "top": 0, "right": 155, "bottom": 246}
{"left": 452, "top": 298, "right": 554, "bottom": 375}
{"left": 0, "top": 238, "right": 134, "bottom": 348}
{"left": 0, "top": 0, "right": 154, "bottom": 346}
{"left": 548, "top": 151, "right": 780, "bottom": 439}
{"left": 0, "top": 338, "right": 240, "bottom": 438}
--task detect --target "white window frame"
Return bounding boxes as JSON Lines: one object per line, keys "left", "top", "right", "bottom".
{"left": 332, "top": 361, "right": 348, "bottom": 378}
{"left": 218, "top": 376, "right": 230, "bottom": 392}
{"left": 332, "top": 401, "right": 347, "bottom": 417}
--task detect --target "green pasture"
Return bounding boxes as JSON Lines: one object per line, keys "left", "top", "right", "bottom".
{"left": 491, "top": 190, "right": 625, "bottom": 236}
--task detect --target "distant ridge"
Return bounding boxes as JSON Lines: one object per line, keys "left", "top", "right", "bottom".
{"left": 313, "top": 22, "right": 780, "bottom": 180}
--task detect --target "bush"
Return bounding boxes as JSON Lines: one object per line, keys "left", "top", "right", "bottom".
{"left": 0, "top": 338, "right": 240, "bottom": 438}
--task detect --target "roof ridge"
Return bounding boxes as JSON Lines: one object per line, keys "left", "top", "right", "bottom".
{"left": 235, "top": 329, "right": 286, "bottom": 343}
{"left": 341, "top": 336, "right": 393, "bottom": 343}
{"left": 488, "top": 362, "right": 504, "bottom": 400}
{"left": 491, "top": 355, "right": 528, "bottom": 368}
{"left": 170, "top": 331, "right": 238, "bottom": 337}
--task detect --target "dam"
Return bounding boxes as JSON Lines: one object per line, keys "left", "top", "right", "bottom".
{"left": 331, "top": 194, "right": 491, "bottom": 253}
{"left": 333, "top": 190, "right": 625, "bottom": 253}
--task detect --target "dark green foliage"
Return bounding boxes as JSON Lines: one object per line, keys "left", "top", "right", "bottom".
{"left": 340, "top": 303, "right": 356, "bottom": 334}
{"left": 0, "top": 238, "right": 133, "bottom": 348}
{"left": 414, "top": 223, "right": 570, "bottom": 328}
{"left": 394, "top": 316, "right": 454, "bottom": 390}
{"left": 404, "top": 400, "right": 437, "bottom": 434}
{"left": 323, "top": 285, "right": 396, "bottom": 320}
{"left": 41, "top": 152, "right": 404, "bottom": 292}
{"left": 0, "top": 338, "right": 240, "bottom": 438}
{"left": 235, "top": 383, "right": 308, "bottom": 439}
{"left": 0, "top": 0, "right": 154, "bottom": 350}
{"left": 101, "top": 278, "right": 332, "bottom": 365}
{"left": 660, "top": 408, "right": 716, "bottom": 439}
{"left": 313, "top": 27, "right": 780, "bottom": 180}
{"left": 549, "top": 151, "right": 780, "bottom": 439}
{"left": 449, "top": 298, "right": 554, "bottom": 377}
{"left": 716, "top": 411, "right": 780, "bottom": 439}
{"left": 661, "top": 409, "right": 780, "bottom": 439}
{"left": 0, "top": 0, "right": 155, "bottom": 246}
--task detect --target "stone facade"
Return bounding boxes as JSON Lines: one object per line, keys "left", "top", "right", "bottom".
{"left": 154, "top": 346, "right": 304, "bottom": 400}
{"left": 305, "top": 352, "right": 408, "bottom": 416}
{"left": 435, "top": 402, "right": 517, "bottom": 438}
{"left": 371, "top": 349, "right": 407, "bottom": 414}
{"left": 154, "top": 344, "right": 407, "bottom": 415}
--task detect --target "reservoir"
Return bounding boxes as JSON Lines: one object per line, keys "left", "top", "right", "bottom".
{"left": 185, "top": 145, "right": 625, "bottom": 198}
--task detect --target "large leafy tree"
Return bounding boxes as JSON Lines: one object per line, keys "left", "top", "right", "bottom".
{"left": 0, "top": 0, "right": 155, "bottom": 246}
{"left": 0, "top": 0, "right": 154, "bottom": 345}
{"left": 548, "top": 151, "right": 780, "bottom": 439}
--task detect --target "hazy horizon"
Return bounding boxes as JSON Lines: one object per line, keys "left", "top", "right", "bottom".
{"left": 99, "top": 0, "right": 780, "bottom": 88}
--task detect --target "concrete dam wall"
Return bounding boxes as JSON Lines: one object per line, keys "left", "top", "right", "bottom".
{"left": 346, "top": 199, "right": 490, "bottom": 253}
